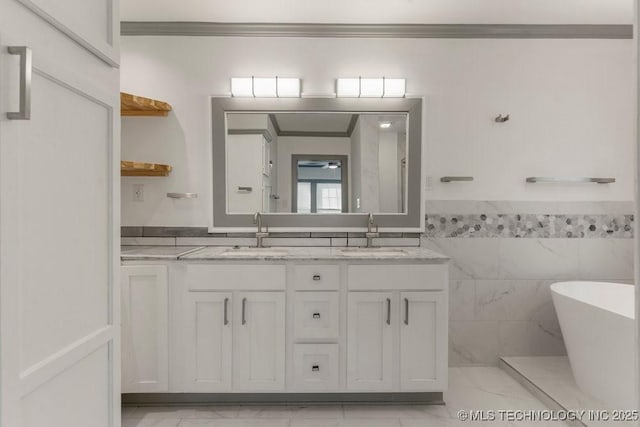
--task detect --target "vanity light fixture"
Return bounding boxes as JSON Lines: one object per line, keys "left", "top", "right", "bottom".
{"left": 336, "top": 77, "right": 406, "bottom": 98}
{"left": 231, "top": 77, "right": 301, "bottom": 98}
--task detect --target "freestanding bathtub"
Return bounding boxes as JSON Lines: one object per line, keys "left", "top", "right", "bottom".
{"left": 551, "top": 281, "right": 636, "bottom": 409}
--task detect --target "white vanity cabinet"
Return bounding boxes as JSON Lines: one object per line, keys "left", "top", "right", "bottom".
{"left": 183, "top": 290, "right": 285, "bottom": 392}
{"left": 121, "top": 265, "right": 169, "bottom": 393}
{"left": 234, "top": 292, "right": 286, "bottom": 391}
{"left": 121, "top": 249, "right": 449, "bottom": 400}
{"left": 347, "top": 292, "right": 394, "bottom": 390}
{"left": 346, "top": 292, "right": 447, "bottom": 391}
{"left": 399, "top": 292, "right": 447, "bottom": 390}
{"left": 346, "top": 264, "right": 448, "bottom": 392}
{"left": 183, "top": 292, "right": 232, "bottom": 392}
{"left": 183, "top": 263, "right": 286, "bottom": 392}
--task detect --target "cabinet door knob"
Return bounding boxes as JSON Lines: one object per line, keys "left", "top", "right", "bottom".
{"left": 312, "top": 312, "right": 321, "bottom": 319}
{"left": 312, "top": 365, "right": 320, "bottom": 372}
{"left": 312, "top": 275, "right": 321, "bottom": 281}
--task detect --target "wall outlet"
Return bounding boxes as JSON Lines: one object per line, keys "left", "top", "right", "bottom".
{"left": 133, "top": 184, "right": 144, "bottom": 202}
{"left": 425, "top": 176, "right": 434, "bottom": 191}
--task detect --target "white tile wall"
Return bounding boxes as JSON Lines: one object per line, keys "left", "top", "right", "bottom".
{"left": 427, "top": 232, "right": 634, "bottom": 367}
{"left": 497, "top": 239, "right": 580, "bottom": 280}
{"left": 422, "top": 238, "right": 500, "bottom": 280}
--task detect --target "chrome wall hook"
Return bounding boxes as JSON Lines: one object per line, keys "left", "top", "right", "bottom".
{"left": 495, "top": 114, "right": 510, "bottom": 123}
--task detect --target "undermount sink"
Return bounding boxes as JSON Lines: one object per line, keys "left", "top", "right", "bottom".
{"left": 340, "top": 248, "right": 409, "bottom": 257}
{"left": 220, "top": 247, "right": 289, "bottom": 257}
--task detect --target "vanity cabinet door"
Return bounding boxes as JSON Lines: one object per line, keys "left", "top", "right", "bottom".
{"left": 234, "top": 292, "right": 286, "bottom": 391}
{"left": 121, "top": 265, "right": 169, "bottom": 393}
{"left": 183, "top": 292, "right": 232, "bottom": 392}
{"left": 400, "top": 292, "right": 447, "bottom": 391}
{"left": 347, "top": 292, "right": 394, "bottom": 391}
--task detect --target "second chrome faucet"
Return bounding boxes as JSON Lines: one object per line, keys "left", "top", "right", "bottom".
{"left": 253, "top": 212, "right": 269, "bottom": 248}
{"left": 365, "top": 212, "right": 380, "bottom": 248}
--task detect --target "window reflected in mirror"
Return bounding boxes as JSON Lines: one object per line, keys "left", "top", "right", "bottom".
{"left": 294, "top": 157, "right": 346, "bottom": 213}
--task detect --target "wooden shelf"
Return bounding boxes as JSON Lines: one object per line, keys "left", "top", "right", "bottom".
{"left": 121, "top": 161, "right": 172, "bottom": 177}
{"left": 121, "top": 92, "right": 172, "bottom": 117}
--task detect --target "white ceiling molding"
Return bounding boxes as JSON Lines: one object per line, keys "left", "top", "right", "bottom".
{"left": 121, "top": 22, "right": 632, "bottom": 39}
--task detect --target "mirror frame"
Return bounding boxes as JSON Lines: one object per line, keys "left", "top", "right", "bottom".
{"left": 210, "top": 97, "right": 424, "bottom": 232}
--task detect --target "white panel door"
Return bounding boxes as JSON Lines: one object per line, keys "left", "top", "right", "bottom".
{"left": 234, "top": 292, "right": 285, "bottom": 391}
{"left": 121, "top": 266, "right": 169, "bottom": 393}
{"left": 347, "top": 292, "right": 394, "bottom": 391}
{"left": 399, "top": 292, "right": 447, "bottom": 391}
{"left": 184, "top": 292, "right": 232, "bottom": 392}
{"left": 0, "top": 0, "right": 119, "bottom": 426}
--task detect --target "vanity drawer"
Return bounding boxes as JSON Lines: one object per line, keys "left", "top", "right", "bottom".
{"left": 293, "top": 344, "right": 339, "bottom": 391}
{"left": 348, "top": 264, "right": 447, "bottom": 291}
{"left": 187, "top": 264, "right": 285, "bottom": 290}
{"left": 294, "top": 292, "right": 340, "bottom": 340}
{"left": 293, "top": 265, "right": 340, "bottom": 290}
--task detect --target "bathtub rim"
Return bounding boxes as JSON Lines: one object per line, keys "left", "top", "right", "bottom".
{"left": 550, "top": 280, "right": 634, "bottom": 320}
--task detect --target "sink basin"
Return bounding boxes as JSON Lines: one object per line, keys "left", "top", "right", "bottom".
{"left": 221, "top": 247, "right": 289, "bottom": 257}
{"left": 340, "top": 248, "right": 409, "bottom": 257}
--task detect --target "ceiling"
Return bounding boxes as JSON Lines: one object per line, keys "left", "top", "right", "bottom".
{"left": 120, "top": 0, "right": 632, "bottom": 24}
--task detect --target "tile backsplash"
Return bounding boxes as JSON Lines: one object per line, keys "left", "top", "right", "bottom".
{"left": 121, "top": 227, "right": 421, "bottom": 247}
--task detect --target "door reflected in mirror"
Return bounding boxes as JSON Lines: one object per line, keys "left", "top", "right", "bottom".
{"left": 226, "top": 112, "right": 408, "bottom": 214}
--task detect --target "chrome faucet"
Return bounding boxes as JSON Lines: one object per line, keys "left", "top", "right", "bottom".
{"left": 365, "top": 212, "right": 379, "bottom": 248}
{"left": 253, "top": 212, "right": 269, "bottom": 248}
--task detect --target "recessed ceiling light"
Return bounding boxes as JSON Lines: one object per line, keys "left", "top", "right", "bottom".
{"left": 379, "top": 122, "right": 392, "bottom": 129}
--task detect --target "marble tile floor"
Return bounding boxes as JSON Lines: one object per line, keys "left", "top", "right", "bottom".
{"left": 501, "top": 356, "right": 635, "bottom": 427}
{"left": 122, "top": 367, "right": 568, "bottom": 427}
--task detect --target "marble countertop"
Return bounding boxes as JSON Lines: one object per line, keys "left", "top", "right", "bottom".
{"left": 178, "top": 246, "right": 449, "bottom": 262}
{"left": 121, "top": 246, "right": 204, "bottom": 260}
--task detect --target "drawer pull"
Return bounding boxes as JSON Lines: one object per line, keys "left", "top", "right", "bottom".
{"left": 312, "top": 312, "right": 321, "bottom": 319}
{"left": 241, "top": 297, "right": 247, "bottom": 325}
{"left": 312, "top": 365, "right": 320, "bottom": 372}
{"left": 312, "top": 275, "right": 321, "bottom": 281}
{"left": 224, "top": 297, "right": 229, "bottom": 325}
{"left": 404, "top": 297, "right": 409, "bottom": 325}
{"left": 386, "top": 298, "right": 391, "bottom": 325}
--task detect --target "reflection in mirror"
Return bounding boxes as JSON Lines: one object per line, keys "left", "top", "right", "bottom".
{"left": 293, "top": 155, "right": 348, "bottom": 213}
{"left": 225, "top": 112, "right": 408, "bottom": 214}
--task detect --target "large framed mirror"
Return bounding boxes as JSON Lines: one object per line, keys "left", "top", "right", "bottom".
{"left": 211, "top": 97, "right": 423, "bottom": 231}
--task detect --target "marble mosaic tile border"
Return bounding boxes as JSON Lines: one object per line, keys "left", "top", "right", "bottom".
{"left": 425, "top": 214, "right": 633, "bottom": 238}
